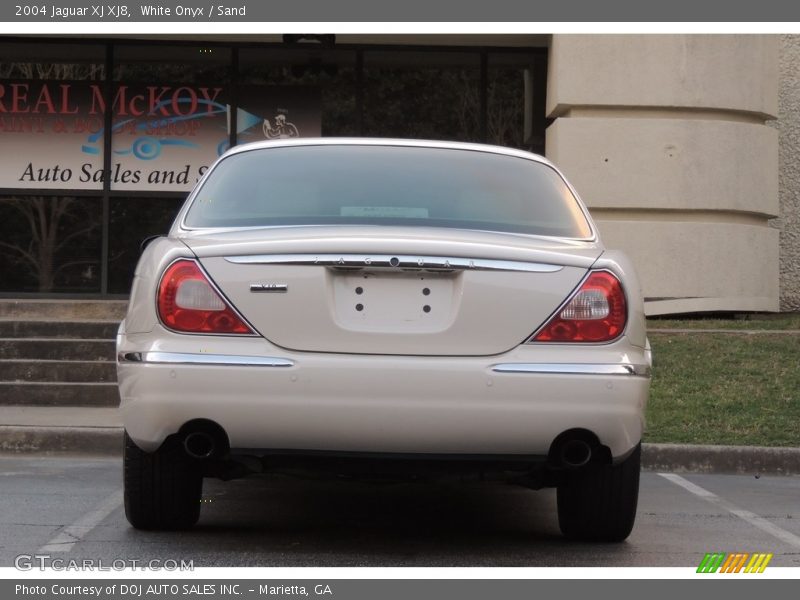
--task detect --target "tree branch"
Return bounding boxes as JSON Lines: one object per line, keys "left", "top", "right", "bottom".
{"left": 54, "top": 223, "right": 99, "bottom": 251}
{"left": 0, "top": 240, "right": 39, "bottom": 269}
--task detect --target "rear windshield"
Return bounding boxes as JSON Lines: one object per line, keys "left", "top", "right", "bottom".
{"left": 183, "top": 145, "right": 593, "bottom": 238}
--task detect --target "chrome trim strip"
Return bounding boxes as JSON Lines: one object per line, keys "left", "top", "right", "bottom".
{"left": 118, "top": 352, "right": 294, "bottom": 367}
{"left": 225, "top": 254, "right": 563, "bottom": 273}
{"left": 491, "top": 363, "right": 651, "bottom": 377}
{"left": 250, "top": 283, "right": 289, "bottom": 293}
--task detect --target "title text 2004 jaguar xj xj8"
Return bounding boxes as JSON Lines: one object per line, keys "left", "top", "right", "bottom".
{"left": 117, "top": 139, "right": 651, "bottom": 541}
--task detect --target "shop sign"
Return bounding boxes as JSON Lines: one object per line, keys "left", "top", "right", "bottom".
{"left": 0, "top": 80, "right": 321, "bottom": 192}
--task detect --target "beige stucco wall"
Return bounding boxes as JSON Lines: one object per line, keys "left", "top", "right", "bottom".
{"left": 772, "top": 35, "right": 800, "bottom": 311}
{"left": 548, "top": 118, "right": 778, "bottom": 214}
{"left": 546, "top": 34, "right": 780, "bottom": 315}
{"left": 547, "top": 35, "right": 777, "bottom": 118}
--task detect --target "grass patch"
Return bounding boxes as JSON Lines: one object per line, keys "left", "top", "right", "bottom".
{"left": 645, "top": 333, "right": 800, "bottom": 446}
{"left": 647, "top": 313, "right": 800, "bottom": 330}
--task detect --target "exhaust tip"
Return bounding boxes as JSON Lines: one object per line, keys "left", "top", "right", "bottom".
{"left": 559, "top": 439, "right": 592, "bottom": 468}
{"left": 184, "top": 431, "right": 216, "bottom": 459}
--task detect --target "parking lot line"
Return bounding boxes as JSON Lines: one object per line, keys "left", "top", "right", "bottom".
{"left": 659, "top": 473, "right": 800, "bottom": 549}
{"left": 37, "top": 489, "right": 122, "bottom": 553}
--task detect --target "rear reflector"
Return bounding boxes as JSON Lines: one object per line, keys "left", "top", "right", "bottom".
{"left": 157, "top": 259, "right": 254, "bottom": 335}
{"left": 529, "top": 270, "right": 627, "bottom": 343}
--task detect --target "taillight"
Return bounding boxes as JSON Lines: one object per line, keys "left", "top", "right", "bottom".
{"left": 157, "top": 259, "right": 254, "bottom": 335}
{"left": 529, "top": 270, "right": 627, "bottom": 343}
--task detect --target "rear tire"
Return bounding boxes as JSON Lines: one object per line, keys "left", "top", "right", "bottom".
{"left": 556, "top": 443, "right": 640, "bottom": 542}
{"left": 123, "top": 431, "right": 202, "bottom": 530}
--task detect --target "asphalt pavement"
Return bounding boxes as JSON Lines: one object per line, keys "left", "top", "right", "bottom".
{"left": 1, "top": 455, "right": 798, "bottom": 568}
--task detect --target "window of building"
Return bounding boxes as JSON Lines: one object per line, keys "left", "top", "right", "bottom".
{"left": 107, "top": 197, "right": 184, "bottom": 294}
{"left": 0, "top": 40, "right": 105, "bottom": 81}
{"left": 488, "top": 52, "right": 548, "bottom": 154}
{"left": 113, "top": 44, "right": 231, "bottom": 84}
{"left": 240, "top": 47, "right": 357, "bottom": 137}
{"left": 0, "top": 194, "right": 102, "bottom": 293}
{"left": 363, "top": 50, "right": 481, "bottom": 142}
{"left": 0, "top": 38, "right": 548, "bottom": 297}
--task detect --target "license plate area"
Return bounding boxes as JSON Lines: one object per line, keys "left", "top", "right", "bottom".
{"left": 331, "top": 270, "right": 458, "bottom": 333}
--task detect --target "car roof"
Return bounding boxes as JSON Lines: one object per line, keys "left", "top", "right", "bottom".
{"left": 224, "top": 137, "right": 555, "bottom": 168}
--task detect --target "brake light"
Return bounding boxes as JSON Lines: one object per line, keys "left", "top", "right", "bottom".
{"left": 157, "top": 259, "right": 254, "bottom": 334}
{"left": 529, "top": 270, "right": 626, "bottom": 343}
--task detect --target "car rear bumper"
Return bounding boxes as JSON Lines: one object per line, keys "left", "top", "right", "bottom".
{"left": 117, "top": 332, "right": 650, "bottom": 459}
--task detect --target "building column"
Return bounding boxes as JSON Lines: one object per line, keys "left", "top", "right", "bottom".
{"left": 545, "top": 34, "right": 779, "bottom": 315}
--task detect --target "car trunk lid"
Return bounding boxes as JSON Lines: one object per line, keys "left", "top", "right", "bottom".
{"left": 182, "top": 226, "right": 602, "bottom": 356}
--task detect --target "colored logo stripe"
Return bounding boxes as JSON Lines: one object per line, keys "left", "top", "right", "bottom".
{"left": 745, "top": 553, "right": 773, "bottom": 573}
{"left": 721, "top": 553, "right": 748, "bottom": 573}
{"left": 697, "top": 553, "right": 726, "bottom": 573}
{"left": 696, "top": 552, "right": 773, "bottom": 573}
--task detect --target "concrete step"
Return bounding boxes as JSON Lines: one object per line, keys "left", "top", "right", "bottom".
{"left": 0, "top": 338, "right": 116, "bottom": 361}
{"left": 0, "top": 426, "right": 123, "bottom": 455}
{"left": 0, "top": 406, "right": 122, "bottom": 455}
{"left": 0, "top": 360, "right": 117, "bottom": 383}
{"left": 0, "top": 382, "right": 119, "bottom": 406}
{"left": 0, "top": 300, "right": 127, "bottom": 321}
{"left": 0, "top": 320, "right": 119, "bottom": 339}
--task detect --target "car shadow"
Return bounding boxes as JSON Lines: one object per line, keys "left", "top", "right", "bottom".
{"left": 120, "top": 474, "right": 641, "bottom": 566}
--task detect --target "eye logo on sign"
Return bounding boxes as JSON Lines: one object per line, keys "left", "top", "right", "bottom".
{"left": 81, "top": 98, "right": 228, "bottom": 160}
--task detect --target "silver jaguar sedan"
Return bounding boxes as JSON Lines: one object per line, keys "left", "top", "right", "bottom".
{"left": 117, "top": 138, "right": 651, "bottom": 541}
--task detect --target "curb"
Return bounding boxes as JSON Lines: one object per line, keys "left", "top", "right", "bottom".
{"left": 641, "top": 443, "right": 800, "bottom": 476}
{"left": 1, "top": 426, "right": 799, "bottom": 475}
{"left": 649, "top": 328, "right": 800, "bottom": 334}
